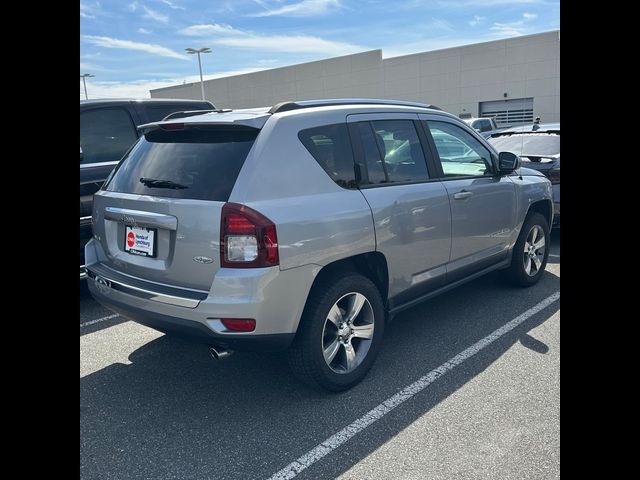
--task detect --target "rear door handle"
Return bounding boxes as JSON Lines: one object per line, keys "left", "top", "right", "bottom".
{"left": 453, "top": 190, "right": 473, "bottom": 200}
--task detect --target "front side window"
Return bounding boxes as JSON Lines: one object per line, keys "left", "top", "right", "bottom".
{"left": 80, "top": 108, "right": 138, "bottom": 164}
{"left": 298, "top": 124, "right": 357, "bottom": 189}
{"left": 357, "top": 119, "right": 429, "bottom": 185}
{"left": 426, "top": 121, "right": 494, "bottom": 178}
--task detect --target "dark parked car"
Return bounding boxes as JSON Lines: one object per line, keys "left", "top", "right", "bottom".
{"left": 80, "top": 98, "right": 215, "bottom": 278}
{"left": 488, "top": 122, "right": 560, "bottom": 227}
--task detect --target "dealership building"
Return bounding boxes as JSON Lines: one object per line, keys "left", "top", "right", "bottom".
{"left": 151, "top": 30, "right": 559, "bottom": 127}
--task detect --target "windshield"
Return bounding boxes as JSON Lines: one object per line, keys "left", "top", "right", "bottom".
{"left": 489, "top": 133, "right": 560, "bottom": 156}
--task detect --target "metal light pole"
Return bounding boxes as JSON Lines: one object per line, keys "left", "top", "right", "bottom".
{"left": 185, "top": 47, "right": 211, "bottom": 101}
{"left": 80, "top": 73, "right": 95, "bottom": 100}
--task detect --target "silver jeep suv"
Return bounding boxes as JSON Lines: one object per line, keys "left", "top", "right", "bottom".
{"left": 86, "top": 99, "right": 553, "bottom": 391}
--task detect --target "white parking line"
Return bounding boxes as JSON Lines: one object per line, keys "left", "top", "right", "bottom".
{"left": 80, "top": 314, "right": 119, "bottom": 328}
{"left": 267, "top": 291, "right": 560, "bottom": 480}
{"left": 549, "top": 254, "right": 560, "bottom": 258}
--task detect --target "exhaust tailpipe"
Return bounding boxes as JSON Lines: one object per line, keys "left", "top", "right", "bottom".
{"left": 209, "top": 346, "right": 234, "bottom": 360}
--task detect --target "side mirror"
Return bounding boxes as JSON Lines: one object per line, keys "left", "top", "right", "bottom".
{"left": 498, "top": 151, "right": 520, "bottom": 174}
{"left": 80, "top": 146, "right": 84, "bottom": 163}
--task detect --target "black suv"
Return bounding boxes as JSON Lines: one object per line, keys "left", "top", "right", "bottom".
{"left": 80, "top": 98, "right": 215, "bottom": 278}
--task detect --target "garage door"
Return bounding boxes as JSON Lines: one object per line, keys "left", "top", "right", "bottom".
{"left": 479, "top": 98, "right": 533, "bottom": 128}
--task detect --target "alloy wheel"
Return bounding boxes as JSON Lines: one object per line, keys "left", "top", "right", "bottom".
{"left": 321, "top": 292, "right": 375, "bottom": 374}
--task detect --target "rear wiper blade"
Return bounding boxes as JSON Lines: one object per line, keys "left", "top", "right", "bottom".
{"left": 139, "top": 177, "right": 188, "bottom": 189}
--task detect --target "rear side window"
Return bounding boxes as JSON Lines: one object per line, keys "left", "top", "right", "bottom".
{"left": 104, "top": 126, "right": 258, "bottom": 202}
{"left": 298, "top": 124, "right": 357, "bottom": 189}
{"left": 356, "top": 120, "right": 429, "bottom": 185}
{"left": 80, "top": 108, "right": 138, "bottom": 164}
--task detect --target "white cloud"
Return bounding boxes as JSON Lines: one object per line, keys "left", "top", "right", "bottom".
{"left": 250, "top": 0, "right": 341, "bottom": 18}
{"left": 436, "top": 0, "right": 540, "bottom": 5}
{"left": 138, "top": 27, "right": 153, "bottom": 34}
{"left": 427, "top": 19, "right": 453, "bottom": 31}
{"left": 178, "top": 23, "right": 242, "bottom": 36}
{"left": 142, "top": 5, "right": 169, "bottom": 23}
{"left": 523, "top": 12, "right": 538, "bottom": 20}
{"left": 178, "top": 22, "right": 363, "bottom": 55}
{"left": 80, "top": 2, "right": 99, "bottom": 18}
{"left": 468, "top": 15, "right": 486, "bottom": 27}
{"left": 80, "top": 68, "right": 273, "bottom": 99}
{"left": 128, "top": 1, "right": 139, "bottom": 12}
{"left": 490, "top": 21, "right": 526, "bottom": 37}
{"left": 158, "top": 0, "right": 185, "bottom": 10}
{"left": 214, "top": 34, "right": 362, "bottom": 55}
{"left": 82, "top": 35, "right": 188, "bottom": 60}
{"left": 80, "top": 62, "right": 100, "bottom": 71}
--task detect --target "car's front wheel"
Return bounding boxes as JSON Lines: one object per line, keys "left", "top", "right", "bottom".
{"left": 505, "top": 212, "right": 550, "bottom": 286}
{"left": 287, "top": 273, "right": 385, "bottom": 391}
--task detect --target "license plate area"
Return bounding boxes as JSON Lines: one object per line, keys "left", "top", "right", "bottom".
{"left": 124, "top": 225, "right": 157, "bottom": 258}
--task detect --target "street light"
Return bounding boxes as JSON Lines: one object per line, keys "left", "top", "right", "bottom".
{"left": 185, "top": 47, "right": 211, "bottom": 101}
{"left": 80, "top": 73, "right": 95, "bottom": 100}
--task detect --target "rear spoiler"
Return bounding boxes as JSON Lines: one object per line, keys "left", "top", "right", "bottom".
{"left": 137, "top": 113, "right": 271, "bottom": 133}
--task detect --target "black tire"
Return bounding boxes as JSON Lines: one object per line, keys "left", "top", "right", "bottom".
{"left": 287, "top": 272, "right": 385, "bottom": 392}
{"left": 504, "top": 212, "right": 550, "bottom": 287}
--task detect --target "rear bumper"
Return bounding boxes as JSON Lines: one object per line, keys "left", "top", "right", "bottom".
{"left": 90, "top": 290, "right": 294, "bottom": 351}
{"left": 85, "top": 238, "right": 317, "bottom": 351}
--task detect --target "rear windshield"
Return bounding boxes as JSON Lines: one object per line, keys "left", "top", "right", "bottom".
{"left": 104, "top": 126, "right": 258, "bottom": 201}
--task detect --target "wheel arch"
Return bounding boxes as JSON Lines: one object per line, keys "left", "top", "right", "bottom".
{"left": 527, "top": 199, "right": 553, "bottom": 227}
{"left": 308, "top": 252, "right": 390, "bottom": 310}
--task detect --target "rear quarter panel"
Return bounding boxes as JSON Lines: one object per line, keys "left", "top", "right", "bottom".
{"left": 229, "top": 111, "right": 376, "bottom": 271}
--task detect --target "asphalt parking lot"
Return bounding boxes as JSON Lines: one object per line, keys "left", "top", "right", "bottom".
{"left": 80, "top": 230, "right": 559, "bottom": 480}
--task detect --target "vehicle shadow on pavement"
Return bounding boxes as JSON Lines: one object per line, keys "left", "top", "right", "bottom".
{"left": 80, "top": 267, "right": 559, "bottom": 480}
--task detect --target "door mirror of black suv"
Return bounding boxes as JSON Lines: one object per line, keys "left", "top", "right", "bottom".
{"left": 498, "top": 151, "right": 520, "bottom": 174}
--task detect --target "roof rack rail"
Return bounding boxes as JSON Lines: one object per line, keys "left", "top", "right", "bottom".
{"left": 268, "top": 98, "right": 441, "bottom": 114}
{"left": 161, "top": 109, "right": 230, "bottom": 121}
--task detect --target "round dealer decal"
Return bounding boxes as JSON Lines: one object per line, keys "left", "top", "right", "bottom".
{"left": 127, "top": 231, "right": 135, "bottom": 247}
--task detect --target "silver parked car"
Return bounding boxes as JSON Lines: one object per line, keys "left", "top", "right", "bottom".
{"left": 86, "top": 99, "right": 553, "bottom": 391}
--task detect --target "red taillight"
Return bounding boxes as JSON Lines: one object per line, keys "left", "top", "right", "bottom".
{"left": 220, "top": 203, "right": 279, "bottom": 268}
{"left": 221, "top": 318, "right": 256, "bottom": 332}
{"left": 227, "top": 214, "right": 255, "bottom": 234}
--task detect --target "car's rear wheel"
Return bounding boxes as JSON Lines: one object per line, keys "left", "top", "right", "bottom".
{"left": 505, "top": 212, "right": 550, "bottom": 287}
{"left": 287, "top": 273, "right": 385, "bottom": 391}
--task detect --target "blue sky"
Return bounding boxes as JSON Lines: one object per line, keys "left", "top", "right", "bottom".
{"left": 80, "top": 0, "right": 560, "bottom": 98}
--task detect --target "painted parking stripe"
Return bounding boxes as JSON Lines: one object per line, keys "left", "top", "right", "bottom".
{"left": 549, "top": 254, "right": 560, "bottom": 258}
{"left": 80, "top": 314, "right": 119, "bottom": 328}
{"left": 267, "top": 291, "right": 560, "bottom": 480}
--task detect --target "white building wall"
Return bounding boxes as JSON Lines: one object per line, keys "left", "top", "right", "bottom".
{"left": 151, "top": 30, "right": 559, "bottom": 122}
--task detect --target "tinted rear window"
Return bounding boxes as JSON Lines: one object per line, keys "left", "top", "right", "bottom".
{"left": 104, "top": 126, "right": 258, "bottom": 201}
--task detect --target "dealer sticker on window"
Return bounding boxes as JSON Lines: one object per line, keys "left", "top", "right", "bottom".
{"left": 124, "top": 226, "right": 156, "bottom": 257}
